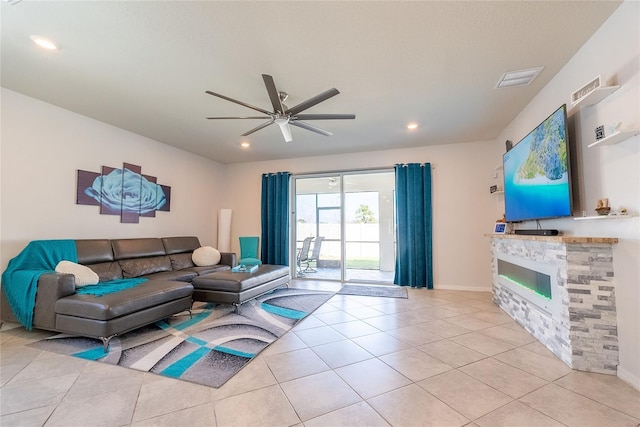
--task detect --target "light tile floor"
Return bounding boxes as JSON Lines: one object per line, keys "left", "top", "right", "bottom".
{"left": 2, "top": 280, "right": 640, "bottom": 426}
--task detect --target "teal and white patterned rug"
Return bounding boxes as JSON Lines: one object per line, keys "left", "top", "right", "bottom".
{"left": 28, "top": 288, "right": 334, "bottom": 388}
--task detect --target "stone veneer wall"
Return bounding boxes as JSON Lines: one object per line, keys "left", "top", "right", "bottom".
{"left": 489, "top": 235, "right": 618, "bottom": 375}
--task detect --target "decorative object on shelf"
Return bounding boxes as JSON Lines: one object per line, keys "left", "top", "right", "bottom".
{"left": 494, "top": 222, "right": 507, "bottom": 234}
{"left": 505, "top": 139, "right": 512, "bottom": 152}
{"left": 595, "top": 123, "right": 620, "bottom": 142}
{"left": 575, "top": 207, "right": 631, "bottom": 220}
{"left": 574, "top": 207, "right": 632, "bottom": 220}
{"left": 490, "top": 184, "right": 498, "bottom": 194}
{"left": 588, "top": 129, "right": 640, "bottom": 148}
{"left": 77, "top": 162, "right": 171, "bottom": 223}
{"left": 595, "top": 198, "right": 611, "bottom": 216}
{"left": 572, "top": 75, "right": 601, "bottom": 105}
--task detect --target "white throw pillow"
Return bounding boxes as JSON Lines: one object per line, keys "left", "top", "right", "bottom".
{"left": 192, "top": 246, "right": 221, "bottom": 267}
{"left": 55, "top": 260, "right": 100, "bottom": 287}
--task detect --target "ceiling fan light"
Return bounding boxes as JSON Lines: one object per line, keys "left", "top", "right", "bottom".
{"left": 30, "top": 35, "right": 59, "bottom": 50}
{"left": 277, "top": 122, "right": 293, "bottom": 142}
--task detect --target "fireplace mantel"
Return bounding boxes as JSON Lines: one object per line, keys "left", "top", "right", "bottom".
{"left": 488, "top": 234, "right": 619, "bottom": 375}
{"left": 486, "top": 233, "right": 618, "bottom": 244}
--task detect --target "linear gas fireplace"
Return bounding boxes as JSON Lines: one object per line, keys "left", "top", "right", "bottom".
{"left": 497, "top": 259, "right": 551, "bottom": 300}
{"left": 488, "top": 234, "right": 619, "bottom": 376}
{"left": 495, "top": 252, "right": 558, "bottom": 317}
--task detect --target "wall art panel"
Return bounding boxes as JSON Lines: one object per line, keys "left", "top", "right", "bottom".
{"left": 76, "top": 162, "right": 171, "bottom": 223}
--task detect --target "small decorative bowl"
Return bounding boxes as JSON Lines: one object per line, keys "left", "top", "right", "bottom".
{"left": 595, "top": 207, "right": 611, "bottom": 216}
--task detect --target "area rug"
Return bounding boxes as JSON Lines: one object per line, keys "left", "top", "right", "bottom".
{"left": 27, "top": 287, "right": 334, "bottom": 388}
{"left": 337, "top": 284, "right": 408, "bottom": 299}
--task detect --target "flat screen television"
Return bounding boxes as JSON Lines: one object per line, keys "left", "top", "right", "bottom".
{"left": 503, "top": 104, "right": 572, "bottom": 222}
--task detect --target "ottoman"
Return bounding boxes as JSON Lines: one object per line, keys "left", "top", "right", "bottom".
{"left": 191, "top": 264, "right": 290, "bottom": 312}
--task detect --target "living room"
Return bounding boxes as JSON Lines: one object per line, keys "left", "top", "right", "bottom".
{"left": 1, "top": 1, "right": 639, "bottom": 425}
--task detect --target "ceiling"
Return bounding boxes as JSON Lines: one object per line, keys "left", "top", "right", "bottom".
{"left": 1, "top": 1, "right": 622, "bottom": 164}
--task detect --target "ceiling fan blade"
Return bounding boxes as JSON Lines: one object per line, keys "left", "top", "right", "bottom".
{"left": 241, "top": 120, "right": 274, "bottom": 136}
{"left": 206, "top": 116, "right": 270, "bottom": 119}
{"left": 286, "top": 88, "right": 340, "bottom": 115}
{"left": 277, "top": 121, "right": 293, "bottom": 142}
{"left": 290, "top": 120, "right": 333, "bottom": 137}
{"left": 262, "top": 74, "right": 284, "bottom": 114}
{"left": 294, "top": 114, "right": 356, "bottom": 120}
{"left": 205, "top": 90, "right": 273, "bottom": 116}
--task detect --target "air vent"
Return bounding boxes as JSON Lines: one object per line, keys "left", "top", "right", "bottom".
{"left": 495, "top": 67, "right": 544, "bottom": 89}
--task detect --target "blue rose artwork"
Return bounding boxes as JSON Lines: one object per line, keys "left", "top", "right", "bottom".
{"left": 76, "top": 162, "right": 171, "bottom": 223}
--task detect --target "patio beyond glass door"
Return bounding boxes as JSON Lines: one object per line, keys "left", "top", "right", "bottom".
{"left": 343, "top": 173, "right": 395, "bottom": 283}
{"left": 293, "top": 170, "right": 394, "bottom": 284}
{"left": 294, "top": 176, "right": 342, "bottom": 280}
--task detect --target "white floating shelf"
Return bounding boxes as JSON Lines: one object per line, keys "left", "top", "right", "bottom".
{"left": 491, "top": 190, "right": 504, "bottom": 196}
{"left": 495, "top": 165, "right": 503, "bottom": 171}
{"left": 572, "top": 85, "right": 620, "bottom": 108}
{"left": 574, "top": 214, "right": 634, "bottom": 221}
{"left": 588, "top": 130, "right": 640, "bottom": 148}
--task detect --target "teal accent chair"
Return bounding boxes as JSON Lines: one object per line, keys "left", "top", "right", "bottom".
{"left": 239, "top": 236, "right": 262, "bottom": 266}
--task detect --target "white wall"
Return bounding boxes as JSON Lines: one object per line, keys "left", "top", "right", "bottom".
{"left": 224, "top": 140, "right": 499, "bottom": 291}
{"left": 1, "top": 88, "right": 227, "bottom": 271}
{"left": 494, "top": 1, "right": 640, "bottom": 389}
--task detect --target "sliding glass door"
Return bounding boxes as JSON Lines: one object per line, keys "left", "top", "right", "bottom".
{"left": 293, "top": 170, "right": 394, "bottom": 283}
{"left": 294, "top": 176, "right": 342, "bottom": 280}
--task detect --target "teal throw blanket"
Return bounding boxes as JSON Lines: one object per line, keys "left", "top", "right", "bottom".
{"left": 75, "top": 278, "right": 147, "bottom": 296}
{"left": 1, "top": 240, "right": 77, "bottom": 330}
{"left": 2, "top": 241, "right": 149, "bottom": 329}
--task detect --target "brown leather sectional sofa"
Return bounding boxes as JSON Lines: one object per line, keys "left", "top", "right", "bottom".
{"left": 0, "top": 236, "right": 236, "bottom": 350}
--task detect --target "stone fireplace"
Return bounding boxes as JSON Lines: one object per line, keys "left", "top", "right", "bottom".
{"left": 489, "top": 234, "right": 619, "bottom": 375}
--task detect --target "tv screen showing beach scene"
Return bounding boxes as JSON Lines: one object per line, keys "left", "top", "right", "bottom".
{"left": 503, "top": 104, "right": 572, "bottom": 222}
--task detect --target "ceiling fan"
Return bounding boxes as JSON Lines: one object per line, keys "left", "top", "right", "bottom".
{"left": 206, "top": 74, "right": 355, "bottom": 142}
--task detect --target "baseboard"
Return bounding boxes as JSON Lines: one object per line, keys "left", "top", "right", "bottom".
{"left": 617, "top": 365, "right": 640, "bottom": 391}
{"left": 433, "top": 284, "right": 493, "bottom": 292}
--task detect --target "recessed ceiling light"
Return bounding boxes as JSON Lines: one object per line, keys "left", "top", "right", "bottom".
{"left": 30, "top": 35, "right": 59, "bottom": 50}
{"left": 495, "top": 67, "right": 544, "bottom": 89}
{"left": 407, "top": 122, "right": 419, "bottom": 130}
{"left": 240, "top": 141, "right": 250, "bottom": 149}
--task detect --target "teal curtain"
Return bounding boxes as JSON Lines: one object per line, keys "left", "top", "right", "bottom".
{"left": 261, "top": 172, "right": 291, "bottom": 265}
{"left": 394, "top": 163, "right": 433, "bottom": 288}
